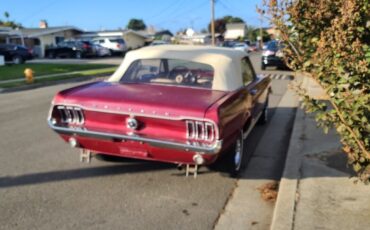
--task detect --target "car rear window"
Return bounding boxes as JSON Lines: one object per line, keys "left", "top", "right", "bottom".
{"left": 120, "top": 58, "right": 214, "bottom": 89}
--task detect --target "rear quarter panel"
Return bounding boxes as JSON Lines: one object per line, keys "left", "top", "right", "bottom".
{"left": 205, "top": 89, "right": 253, "bottom": 151}
{"left": 205, "top": 76, "right": 271, "bottom": 152}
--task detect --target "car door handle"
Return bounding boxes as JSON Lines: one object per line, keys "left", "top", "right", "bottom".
{"left": 250, "top": 89, "right": 258, "bottom": 95}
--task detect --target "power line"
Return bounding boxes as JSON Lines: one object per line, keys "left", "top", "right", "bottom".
{"left": 145, "top": 0, "right": 187, "bottom": 20}
{"left": 18, "top": 0, "right": 59, "bottom": 23}
{"left": 153, "top": 0, "right": 209, "bottom": 28}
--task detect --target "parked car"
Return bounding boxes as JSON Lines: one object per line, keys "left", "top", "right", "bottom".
{"left": 222, "top": 40, "right": 236, "bottom": 48}
{"left": 232, "top": 42, "right": 250, "bottom": 53}
{"left": 45, "top": 40, "right": 95, "bottom": 59}
{"left": 248, "top": 42, "right": 259, "bottom": 52}
{"left": 47, "top": 45, "right": 271, "bottom": 176}
{"left": 92, "top": 37, "right": 127, "bottom": 55}
{"left": 150, "top": 40, "right": 169, "bottom": 46}
{"left": 92, "top": 44, "right": 111, "bottom": 57}
{"left": 0, "top": 43, "right": 33, "bottom": 64}
{"left": 261, "top": 40, "right": 287, "bottom": 70}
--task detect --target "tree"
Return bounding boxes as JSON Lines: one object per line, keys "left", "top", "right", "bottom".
{"left": 245, "top": 25, "right": 271, "bottom": 42}
{"left": 208, "top": 15, "right": 245, "bottom": 33}
{"left": 127, "top": 18, "right": 146, "bottom": 31}
{"left": 264, "top": 0, "right": 370, "bottom": 182}
{"left": 0, "top": 11, "right": 22, "bottom": 28}
{"left": 4, "top": 11, "right": 9, "bottom": 20}
{"left": 223, "top": 16, "right": 244, "bottom": 23}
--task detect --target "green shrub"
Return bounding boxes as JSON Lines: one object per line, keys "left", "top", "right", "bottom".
{"left": 264, "top": 0, "right": 370, "bottom": 182}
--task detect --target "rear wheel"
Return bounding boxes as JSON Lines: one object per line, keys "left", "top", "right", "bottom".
{"left": 75, "top": 51, "right": 82, "bottom": 59}
{"left": 47, "top": 52, "right": 55, "bottom": 59}
{"left": 210, "top": 130, "right": 248, "bottom": 177}
{"left": 13, "top": 55, "right": 24, "bottom": 64}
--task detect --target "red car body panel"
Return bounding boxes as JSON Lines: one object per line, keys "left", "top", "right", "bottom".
{"left": 48, "top": 47, "right": 271, "bottom": 168}
{"left": 49, "top": 77, "right": 270, "bottom": 165}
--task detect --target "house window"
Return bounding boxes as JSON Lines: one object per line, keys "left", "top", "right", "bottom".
{"left": 55, "top": 36, "right": 64, "bottom": 44}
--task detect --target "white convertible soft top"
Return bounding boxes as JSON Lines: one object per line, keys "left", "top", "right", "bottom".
{"left": 108, "top": 45, "right": 247, "bottom": 91}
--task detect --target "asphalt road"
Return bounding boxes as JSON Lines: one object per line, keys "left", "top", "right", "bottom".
{"left": 0, "top": 52, "right": 295, "bottom": 230}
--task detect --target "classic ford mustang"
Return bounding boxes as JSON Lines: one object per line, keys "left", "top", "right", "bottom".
{"left": 48, "top": 45, "right": 271, "bottom": 176}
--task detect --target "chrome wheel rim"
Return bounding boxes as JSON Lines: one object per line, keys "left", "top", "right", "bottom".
{"left": 13, "top": 57, "right": 20, "bottom": 64}
{"left": 234, "top": 138, "right": 242, "bottom": 171}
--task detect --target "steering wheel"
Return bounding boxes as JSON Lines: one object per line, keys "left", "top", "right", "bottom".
{"left": 169, "top": 66, "right": 189, "bottom": 78}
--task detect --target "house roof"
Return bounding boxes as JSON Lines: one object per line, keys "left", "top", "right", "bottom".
{"left": 108, "top": 45, "right": 247, "bottom": 91}
{"left": 226, "top": 23, "right": 246, "bottom": 30}
{"left": 80, "top": 29, "right": 148, "bottom": 39}
{"left": 0, "top": 26, "right": 12, "bottom": 36}
{"left": 19, "top": 26, "right": 83, "bottom": 38}
{"left": 155, "top": 30, "right": 173, "bottom": 37}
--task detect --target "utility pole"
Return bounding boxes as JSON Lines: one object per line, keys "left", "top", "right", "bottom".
{"left": 259, "top": 10, "right": 264, "bottom": 49}
{"left": 211, "top": 0, "right": 215, "bottom": 46}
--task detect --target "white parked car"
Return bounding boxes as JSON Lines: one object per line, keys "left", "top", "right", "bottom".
{"left": 232, "top": 43, "right": 250, "bottom": 53}
{"left": 92, "top": 44, "right": 111, "bottom": 57}
{"left": 92, "top": 37, "right": 127, "bottom": 55}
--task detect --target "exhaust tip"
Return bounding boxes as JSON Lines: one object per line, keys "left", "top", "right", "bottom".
{"left": 193, "top": 153, "right": 205, "bottom": 165}
{"left": 69, "top": 137, "right": 79, "bottom": 148}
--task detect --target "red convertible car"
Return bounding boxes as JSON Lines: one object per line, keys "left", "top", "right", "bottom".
{"left": 48, "top": 45, "right": 271, "bottom": 176}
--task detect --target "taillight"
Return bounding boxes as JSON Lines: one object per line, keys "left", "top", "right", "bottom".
{"left": 83, "top": 44, "right": 90, "bottom": 49}
{"left": 56, "top": 106, "right": 84, "bottom": 126}
{"left": 116, "top": 44, "right": 121, "bottom": 48}
{"left": 186, "top": 120, "right": 216, "bottom": 142}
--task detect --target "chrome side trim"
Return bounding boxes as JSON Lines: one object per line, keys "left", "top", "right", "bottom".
{"left": 48, "top": 119, "right": 222, "bottom": 154}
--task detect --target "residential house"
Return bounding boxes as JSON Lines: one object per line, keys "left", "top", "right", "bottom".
{"left": 154, "top": 30, "right": 173, "bottom": 41}
{"left": 8, "top": 26, "right": 83, "bottom": 57}
{"left": 81, "top": 29, "right": 148, "bottom": 50}
{"left": 224, "top": 23, "right": 247, "bottom": 40}
{"left": 266, "top": 27, "right": 280, "bottom": 39}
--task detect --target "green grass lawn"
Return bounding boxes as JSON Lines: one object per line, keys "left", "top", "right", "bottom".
{"left": 0, "top": 68, "right": 116, "bottom": 88}
{"left": 0, "top": 63, "right": 117, "bottom": 81}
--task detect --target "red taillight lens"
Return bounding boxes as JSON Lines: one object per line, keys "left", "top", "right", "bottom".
{"left": 83, "top": 44, "right": 90, "bottom": 49}
{"left": 186, "top": 120, "right": 216, "bottom": 142}
{"left": 56, "top": 106, "right": 84, "bottom": 126}
{"left": 116, "top": 44, "right": 121, "bottom": 48}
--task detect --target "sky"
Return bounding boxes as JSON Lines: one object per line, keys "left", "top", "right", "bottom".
{"left": 0, "top": 0, "right": 268, "bottom": 33}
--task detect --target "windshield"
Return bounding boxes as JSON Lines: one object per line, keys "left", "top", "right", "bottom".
{"left": 266, "top": 40, "right": 283, "bottom": 51}
{"left": 120, "top": 59, "right": 214, "bottom": 89}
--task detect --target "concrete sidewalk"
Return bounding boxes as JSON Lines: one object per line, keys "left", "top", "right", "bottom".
{"left": 215, "top": 81, "right": 299, "bottom": 230}
{"left": 271, "top": 88, "right": 370, "bottom": 229}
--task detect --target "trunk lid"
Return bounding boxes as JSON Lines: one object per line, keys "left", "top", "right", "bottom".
{"left": 55, "top": 81, "right": 227, "bottom": 118}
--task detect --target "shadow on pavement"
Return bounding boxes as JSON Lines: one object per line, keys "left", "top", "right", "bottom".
{"left": 0, "top": 162, "right": 173, "bottom": 189}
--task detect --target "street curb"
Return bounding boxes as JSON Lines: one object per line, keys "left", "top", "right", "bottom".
{"left": 0, "top": 74, "right": 109, "bottom": 94}
{"left": 214, "top": 80, "right": 299, "bottom": 230}
{"left": 270, "top": 77, "right": 309, "bottom": 230}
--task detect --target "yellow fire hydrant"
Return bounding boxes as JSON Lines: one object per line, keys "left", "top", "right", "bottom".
{"left": 24, "top": 68, "right": 34, "bottom": 84}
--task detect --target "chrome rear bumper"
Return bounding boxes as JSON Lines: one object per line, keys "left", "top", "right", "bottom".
{"left": 47, "top": 120, "right": 222, "bottom": 154}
